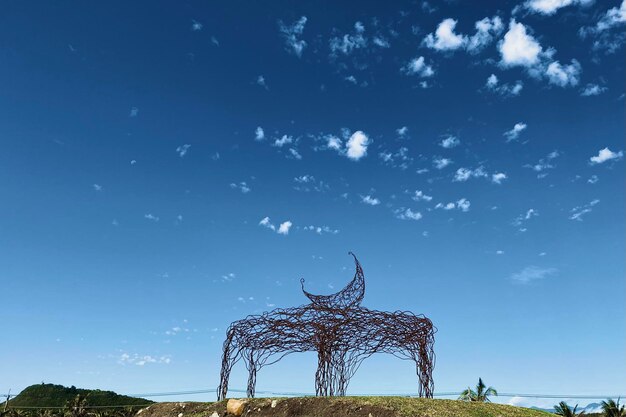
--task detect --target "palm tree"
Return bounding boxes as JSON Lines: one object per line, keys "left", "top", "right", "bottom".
{"left": 458, "top": 378, "right": 498, "bottom": 402}
{"left": 601, "top": 399, "right": 625, "bottom": 417}
{"left": 554, "top": 401, "right": 584, "bottom": 417}
{"left": 64, "top": 394, "right": 89, "bottom": 417}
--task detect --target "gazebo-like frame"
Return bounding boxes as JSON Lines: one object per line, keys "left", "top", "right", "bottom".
{"left": 217, "top": 252, "right": 436, "bottom": 400}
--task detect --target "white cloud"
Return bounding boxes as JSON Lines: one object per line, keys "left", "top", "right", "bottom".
{"left": 570, "top": 199, "right": 600, "bottom": 221}
{"left": 129, "top": 107, "right": 139, "bottom": 117}
{"left": 92, "top": 184, "right": 103, "bottom": 191}
{"left": 346, "top": 131, "right": 370, "bottom": 160}
{"left": 144, "top": 213, "right": 159, "bottom": 222}
{"left": 295, "top": 174, "right": 315, "bottom": 183}
{"left": 433, "top": 157, "right": 453, "bottom": 169}
{"left": 277, "top": 221, "right": 292, "bottom": 235}
{"left": 176, "top": 144, "right": 191, "bottom": 157}
{"left": 402, "top": 56, "right": 435, "bottom": 77}
{"left": 260, "top": 217, "right": 292, "bottom": 235}
{"left": 580, "top": 83, "right": 607, "bottom": 96}
{"left": 512, "top": 208, "right": 538, "bottom": 230}
{"left": 327, "top": 135, "right": 342, "bottom": 150}
{"left": 412, "top": 190, "right": 433, "bottom": 202}
{"left": 330, "top": 21, "right": 368, "bottom": 55}
{"left": 423, "top": 18, "right": 467, "bottom": 51}
{"left": 588, "top": 175, "right": 599, "bottom": 184}
{"left": 303, "top": 225, "right": 340, "bottom": 234}
{"left": 191, "top": 20, "right": 203, "bottom": 31}
{"left": 579, "top": 1, "right": 626, "bottom": 53}
{"left": 454, "top": 166, "right": 487, "bottom": 182}
{"left": 372, "top": 36, "right": 391, "bottom": 48}
{"left": 378, "top": 147, "right": 412, "bottom": 170}
{"left": 119, "top": 353, "right": 171, "bottom": 366}
{"left": 255, "top": 126, "right": 265, "bottom": 141}
{"left": 492, "top": 172, "right": 508, "bottom": 184}
{"left": 279, "top": 16, "right": 308, "bottom": 57}
{"left": 436, "top": 198, "right": 470, "bottom": 212}
{"left": 230, "top": 182, "right": 251, "bottom": 193}
{"left": 361, "top": 195, "right": 380, "bottom": 206}
{"left": 525, "top": 0, "right": 592, "bottom": 15}
{"left": 525, "top": 150, "right": 559, "bottom": 176}
{"left": 510, "top": 266, "right": 557, "bottom": 284}
{"left": 397, "top": 126, "right": 409, "bottom": 138}
{"left": 485, "top": 74, "right": 524, "bottom": 96}
{"left": 395, "top": 208, "right": 423, "bottom": 221}
{"left": 500, "top": 20, "right": 584, "bottom": 88}
{"left": 545, "top": 60, "right": 581, "bottom": 87}
{"left": 590, "top": 147, "right": 623, "bottom": 164}
{"left": 594, "top": 0, "right": 626, "bottom": 31}
{"left": 466, "top": 16, "right": 504, "bottom": 53}
{"left": 293, "top": 175, "right": 329, "bottom": 192}
{"left": 504, "top": 122, "right": 527, "bottom": 141}
{"left": 440, "top": 135, "right": 460, "bottom": 148}
{"left": 256, "top": 75, "right": 268, "bottom": 89}
{"left": 259, "top": 216, "right": 275, "bottom": 231}
{"left": 273, "top": 135, "right": 293, "bottom": 147}
{"left": 288, "top": 148, "right": 302, "bottom": 160}
{"left": 499, "top": 20, "right": 543, "bottom": 67}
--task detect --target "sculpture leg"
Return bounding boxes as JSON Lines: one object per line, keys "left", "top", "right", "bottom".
{"left": 246, "top": 350, "right": 257, "bottom": 398}
{"left": 315, "top": 348, "right": 331, "bottom": 396}
{"left": 217, "top": 329, "right": 237, "bottom": 401}
{"left": 415, "top": 331, "right": 435, "bottom": 398}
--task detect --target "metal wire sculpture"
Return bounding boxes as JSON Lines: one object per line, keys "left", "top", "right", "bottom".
{"left": 217, "top": 252, "right": 436, "bottom": 400}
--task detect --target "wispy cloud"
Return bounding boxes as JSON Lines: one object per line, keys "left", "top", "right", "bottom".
{"left": 485, "top": 74, "right": 523, "bottom": 96}
{"left": 569, "top": 199, "right": 600, "bottom": 221}
{"left": 433, "top": 157, "right": 453, "bottom": 169}
{"left": 440, "top": 135, "right": 460, "bottom": 148}
{"left": 176, "top": 144, "right": 191, "bottom": 157}
{"left": 504, "top": 122, "right": 527, "bottom": 141}
{"left": 259, "top": 217, "right": 292, "bottom": 235}
{"left": 279, "top": 16, "right": 308, "bottom": 57}
{"left": 255, "top": 126, "right": 265, "bottom": 141}
{"left": 510, "top": 266, "right": 557, "bottom": 284}
{"left": 395, "top": 208, "right": 423, "bottom": 221}
{"left": 435, "top": 198, "right": 470, "bottom": 212}
{"left": 512, "top": 208, "right": 538, "bottom": 231}
{"left": 361, "top": 195, "right": 380, "bottom": 206}
{"left": 144, "top": 213, "right": 159, "bottom": 222}
{"left": 118, "top": 353, "right": 171, "bottom": 366}
{"left": 230, "top": 182, "right": 251, "bottom": 193}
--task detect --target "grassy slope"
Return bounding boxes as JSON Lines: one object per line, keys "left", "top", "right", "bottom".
{"left": 138, "top": 397, "right": 556, "bottom": 417}
{"left": 7, "top": 384, "right": 152, "bottom": 408}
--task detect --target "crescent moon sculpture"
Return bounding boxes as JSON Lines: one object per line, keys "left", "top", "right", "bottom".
{"left": 300, "top": 251, "right": 365, "bottom": 309}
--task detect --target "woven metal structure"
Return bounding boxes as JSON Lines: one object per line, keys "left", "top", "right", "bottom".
{"left": 217, "top": 252, "right": 436, "bottom": 400}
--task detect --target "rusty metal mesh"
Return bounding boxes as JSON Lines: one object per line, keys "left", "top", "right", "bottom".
{"left": 217, "top": 253, "right": 436, "bottom": 400}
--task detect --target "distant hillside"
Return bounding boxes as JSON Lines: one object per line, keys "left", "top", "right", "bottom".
{"left": 6, "top": 384, "right": 152, "bottom": 408}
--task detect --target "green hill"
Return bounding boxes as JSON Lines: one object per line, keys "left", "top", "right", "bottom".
{"left": 5, "top": 384, "right": 152, "bottom": 408}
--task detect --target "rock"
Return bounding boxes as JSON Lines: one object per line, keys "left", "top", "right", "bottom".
{"left": 271, "top": 400, "right": 277, "bottom": 408}
{"left": 209, "top": 413, "right": 220, "bottom": 417}
{"left": 177, "top": 413, "right": 183, "bottom": 417}
{"left": 226, "top": 399, "right": 247, "bottom": 416}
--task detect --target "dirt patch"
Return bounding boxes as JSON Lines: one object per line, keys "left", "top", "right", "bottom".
{"left": 136, "top": 397, "right": 554, "bottom": 417}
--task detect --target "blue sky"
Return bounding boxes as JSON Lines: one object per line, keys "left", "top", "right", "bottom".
{"left": 1, "top": 0, "right": 624, "bottom": 408}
